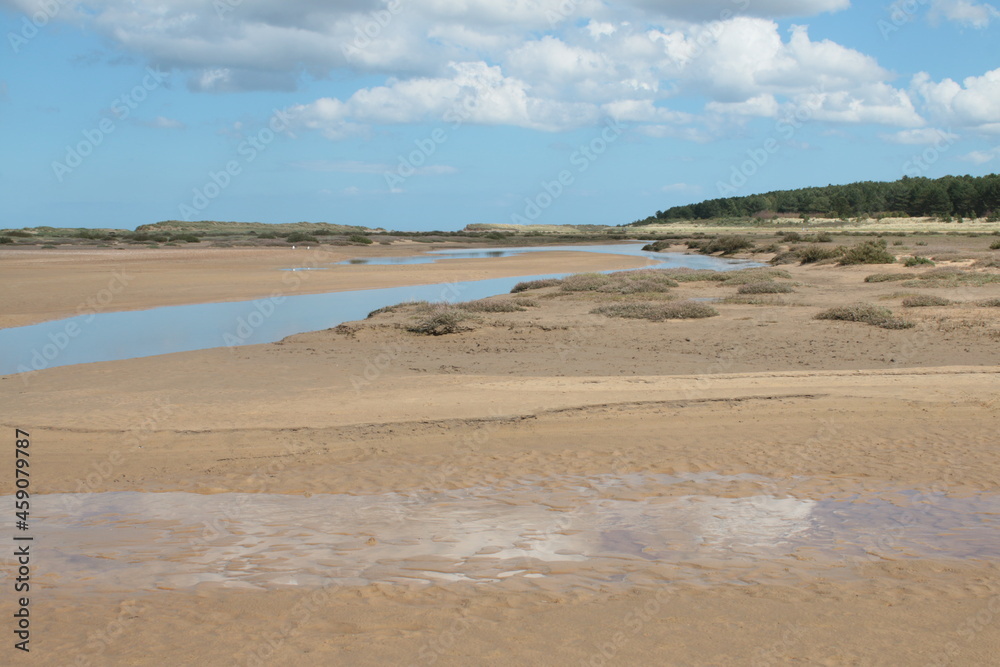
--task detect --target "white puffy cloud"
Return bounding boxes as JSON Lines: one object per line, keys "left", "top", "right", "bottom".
{"left": 913, "top": 68, "right": 1000, "bottom": 133}
{"left": 290, "top": 61, "right": 600, "bottom": 134}
{"left": 2, "top": 0, "right": 940, "bottom": 137}
{"left": 929, "top": 0, "right": 1000, "bottom": 28}
{"left": 960, "top": 147, "right": 1000, "bottom": 164}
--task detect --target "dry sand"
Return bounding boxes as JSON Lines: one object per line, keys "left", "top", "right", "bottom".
{"left": 2, "top": 242, "right": 1000, "bottom": 666}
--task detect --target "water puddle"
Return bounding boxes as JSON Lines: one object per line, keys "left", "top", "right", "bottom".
{"left": 19, "top": 474, "right": 1000, "bottom": 593}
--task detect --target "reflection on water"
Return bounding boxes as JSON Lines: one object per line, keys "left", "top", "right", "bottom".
{"left": 23, "top": 474, "right": 1000, "bottom": 592}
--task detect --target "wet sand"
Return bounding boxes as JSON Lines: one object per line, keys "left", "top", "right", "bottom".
{"left": 2, "top": 242, "right": 1000, "bottom": 665}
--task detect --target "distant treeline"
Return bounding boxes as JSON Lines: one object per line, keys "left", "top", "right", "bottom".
{"left": 632, "top": 174, "right": 1000, "bottom": 224}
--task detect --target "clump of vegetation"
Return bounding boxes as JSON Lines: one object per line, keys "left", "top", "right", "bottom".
{"left": 978, "top": 298, "right": 1000, "bottom": 307}
{"left": 560, "top": 273, "right": 612, "bottom": 292}
{"left": 456, "top": 298, "right": 528, "bottom": 313}
{"left": 990, "top": 239, "right": 1000, "bottom": 250}
{"left": 737, "top": 281, "right": 794, "bottom": 294}
{"left": 798, "top": 244, "right": 843, "bottom": 264}
{"left": 975, "top": 257, "right": 1000, "bottom": 269}
{"left": 815, "top": 303, "right": 914, "bottom": 329}
{"left": 367, "top": 301, "right": 429, "bottom": 318}
{"left": 407, "top": 306, "right": 479, "bottom": 335}
{"left": 903, "top": 268, "right": 1000, "bottom": 288}
{"left": 865, "top": 272, "right": 916, "bottom": 283}
{"left": 779, "top": 231, "right": 802, "bottom": 242}
{"left": 0, "top": 236, "right": 13, "bottom": 244}
{"left": 691, "top": 234, "right": 755, "bottom": 256}
{"left": 641, "top": 240, "right": 673, "bottom": 252}
{"left": 815, "top": 232, "right": 833, "bottom": 243}
{"left": 903, "top": 256, "right": 935, "bottom": 267}
{"left": 286, "top": 232, "right": 319, "bottom": 244}
{"left": 838, "top": 240, "right": 896, "bottom": 265}
{"left": 599, "top": 270, "right": 679, "bottom": 293}
{"left": 511, "top": 278, "right": 562, "bottom": 293}
{"left": 348, "top": 234, "right": 373, "bottom": 244}
{"left": 719, "top": 268, "right": 792, "bottom": 284}
{"left": 591, "top": 300, "right": 718, "bottom": 321}
{"left": 170, "top": 233, "right": 201, "bottom": 243}
{"left": 902, "top": 295, "right": 951, "bottom": 307}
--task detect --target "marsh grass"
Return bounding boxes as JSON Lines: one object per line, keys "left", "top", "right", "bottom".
{"left": 903, "top": 256, "right": 935, "bottom": 267}
{"left": 815, "top": 303, "right": 915, "bottom": 329}
{"left": 978, "top": 298, "right": 1000, "bottom": 307}
{"left": 456, "top": 298, "right": 529, "bottom": 312}
{"left": 902, "top": 295, "right": 952, "bottom": 307}
{"left": 737, "top": 281, "right": 795, "bottom": 294}
{"left": 901, "top": 268, "right": 1000, "bottom": 288}
{"left": 592, "top": 300, "right": 718, "bottom": 321}
{"left": 865, "top": 273, "right": 916, "bottom": 283}
{"left": 511, "top": 278, "right": 562, "bottom": 293}
{"left": 407, "top": 305, "right": 480, "bottom": 335}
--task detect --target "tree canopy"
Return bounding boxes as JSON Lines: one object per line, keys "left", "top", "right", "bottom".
{"left": 631, "top": 174, "right": 1000, "bottom": 225}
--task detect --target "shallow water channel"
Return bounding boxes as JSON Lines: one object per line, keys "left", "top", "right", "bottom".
{"left": 22, "top": 473, "right": 1000, "bottom": 593}
{"left": 0, "top": 244, "right": 754, "bottom": 374}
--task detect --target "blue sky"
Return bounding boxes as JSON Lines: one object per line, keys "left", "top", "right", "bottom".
{"left": 1, "top": 0, "right": 998, "bottom": 231}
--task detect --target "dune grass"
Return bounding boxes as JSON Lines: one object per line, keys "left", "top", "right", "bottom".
{"left": 815, "top": 303, "right": 915, "bottom": 329}
{"left": 591, "top": 300, "right": 718, "bottom": 321}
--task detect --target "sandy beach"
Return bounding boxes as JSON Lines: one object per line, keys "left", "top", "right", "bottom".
{"left": 2, "top": 241, "right": 1000, "bottom": 665}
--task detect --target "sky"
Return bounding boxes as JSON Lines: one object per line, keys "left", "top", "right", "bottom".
{"left": 1, "top": 0, "right": 999, "bottom": 232}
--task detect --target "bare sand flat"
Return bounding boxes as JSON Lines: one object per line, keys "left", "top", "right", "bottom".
{"left": 3, "top": 243, "right": 1000, "bottom": 665}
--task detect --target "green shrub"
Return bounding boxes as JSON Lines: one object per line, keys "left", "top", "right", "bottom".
{"left": 978, "top": 298, "right": 1000, "bottom": 307}
{"left": 5, "top": 230, "right": 31, "bottom": 237}
{"left": 511, "top": 278, "right": 562, "bottom": 293}
{"left": 838, "top": 240, "right": 896, "bottom": 265}
{"left": 903, "top": 256, "right": 934, "bottom": 267}
{"left": 737, "top": 281, "right": 794, "bottom": 294}
{"left": 990, "top": 240, "right": 1000, "bottom": 250}
{"left": 780, "top": 231, "right": 802, "bottom": 242}
{"left": 815, "top": 303, "right": 914, "bottom": 329}
{"left": 915, "top": 241, "right": 928, "bottom": 246}
{"left": 407, "top": 306, "right": 478, "bottom": 335}
{"left": 591, "top": 300, "right": 718, "bottom": 321}
{"left": 170, "top": 234, "right": 201, "bottom": 243}
{"left": 695, "top": 234, "right": 755, "bottom": 255}
{"left": 0, "top": 236, "right": 13, "bottom": 244}
{"left": 815, "top": 232, "right": 833, "bottom": 243}
{"left": 257, "top": 232, "right": 278, "bottom": 240}
{"left": 286, "top": 232, "right": 319, "bottom": 244}
{"left": 902, "top": 295, "right": 951, "bottom": 307}
{"left": 865, "top": 272, "right": 916, "bottom": 283}
{"left": 798, "top": 244, "right": 842, "bottom": 264}
{"left": 348, "top": 234, "right": 373, "bottom": 244}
